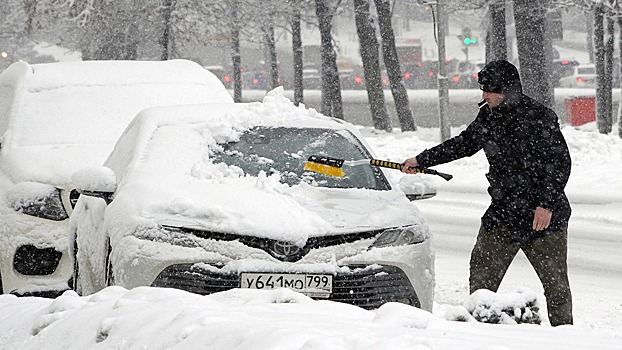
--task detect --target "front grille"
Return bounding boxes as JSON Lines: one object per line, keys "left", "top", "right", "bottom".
{"left": 162, "top": 225, "right": 384, "bottom": 262}
{"left": 151, "top": 264, "right": 419, "bottom": 310}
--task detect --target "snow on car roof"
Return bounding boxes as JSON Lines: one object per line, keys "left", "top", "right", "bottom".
{"left": 0, "top": 59, "right": 233, "bottom": 186}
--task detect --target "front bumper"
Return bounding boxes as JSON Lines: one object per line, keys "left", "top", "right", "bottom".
{"left": 152, "top": 263, "right": 420, "bottom": 310}
{"left": 0, "top": 212, "right": 72, "bottom": 297}
{"left": 112, "top": 228, "right": 434, "bottom": 311}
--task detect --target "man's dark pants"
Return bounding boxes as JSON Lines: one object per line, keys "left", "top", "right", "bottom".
{"left": 469, "top": 224, "right": 573, "bottom": 326}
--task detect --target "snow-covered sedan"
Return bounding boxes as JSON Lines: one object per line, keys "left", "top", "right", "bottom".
{"left": 0, "top": 59, "right": 232, "bottom": 297}
{"left": 70, "top": 90, "right": 436, "bottom": 311}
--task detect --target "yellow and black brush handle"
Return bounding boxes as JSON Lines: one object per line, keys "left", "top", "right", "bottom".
{"left": 369, "top": 159, "right": 453, "bottom": 181}
{"left": 305, "top": 155, "right": 453, "bottom": 181}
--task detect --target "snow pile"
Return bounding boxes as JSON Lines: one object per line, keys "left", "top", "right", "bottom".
{"left": 463, "top": 289, "right": 541, "bottom": 325}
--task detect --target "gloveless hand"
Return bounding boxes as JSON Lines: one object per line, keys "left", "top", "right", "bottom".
{"left": 533, "top": 207, "right": 552, "bottom": 231}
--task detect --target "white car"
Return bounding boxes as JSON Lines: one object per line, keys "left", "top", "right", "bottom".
{"left": 0, "top": 59, "right": 232, "bottom": 297}
{"left": 70, "top": 91, "right": 436, "bottom": 311}
{"left": 558, "top": 64, "right": 596, "bottom": 88}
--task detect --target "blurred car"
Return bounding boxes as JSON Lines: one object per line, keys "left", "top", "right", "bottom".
{"left": 242, "top": 70, "right": 270, "bottom": 90}
{"left": 0, "top": 59, "right": 232, "bottom": 297}
{"left": 558, "top": 64, "right": 596, "bottom": 88}
{"left": 302, "top": 64, "right": 322, "bottom": 90}
{"left": 551, "top": 59, "right": 580, "bottom": 87}
{"left": 402, "top": 61, "right": 437, "bottom": 89}
{"left": 449, "top": 61, "right": 485, "bottom": 89}
{"left": 204, "top": 65, "right": 232, "bottom": 89}
{"left": 70, "top": 95, "right": 436, "bottom": 311}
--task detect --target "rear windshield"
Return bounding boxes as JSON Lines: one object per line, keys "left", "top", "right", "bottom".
{"left": 577, "top": 67, "right": 595, "bottom": 75}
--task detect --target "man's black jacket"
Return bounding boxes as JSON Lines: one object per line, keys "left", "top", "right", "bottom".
{"left": 416, "top": 93, "right": 571, "bottom": 242}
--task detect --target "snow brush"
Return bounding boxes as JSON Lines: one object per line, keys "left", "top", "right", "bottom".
{"left": 304, "top": 155, "right": 453, "bottom": 181}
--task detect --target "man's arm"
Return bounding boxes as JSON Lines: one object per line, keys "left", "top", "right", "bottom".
{"left": 526, "top": 108, "right": 572, "bottom": 230}
{"left": 403, "top": 108, "right": 489, "bottom": 173}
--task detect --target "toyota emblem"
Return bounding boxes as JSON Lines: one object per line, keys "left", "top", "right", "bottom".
{"left": 271, "top": 241, "right": 302, "bottom": 258}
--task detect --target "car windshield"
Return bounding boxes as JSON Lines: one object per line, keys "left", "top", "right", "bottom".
{"left": 211, "top": 127, "right": 390, "bottom": 190}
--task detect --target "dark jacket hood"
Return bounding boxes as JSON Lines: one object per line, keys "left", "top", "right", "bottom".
{"left": 477, "top": 60, "right": 523, "bottom": 95}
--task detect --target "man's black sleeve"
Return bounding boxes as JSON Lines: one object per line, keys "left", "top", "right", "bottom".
{"left": 524, "top": 108, "right": 572, "bottom": 211}
{"left": 416, "top": 109, "right": 488, "bottom": 168}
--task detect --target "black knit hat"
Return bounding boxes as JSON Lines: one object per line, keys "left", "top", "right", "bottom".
{"left": 477, "top": 60, "right": 522, "bottom": 94}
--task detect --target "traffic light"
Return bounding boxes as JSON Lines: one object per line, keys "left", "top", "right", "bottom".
{"left": 461, "top": 27, "right": 478, "bottom": 46}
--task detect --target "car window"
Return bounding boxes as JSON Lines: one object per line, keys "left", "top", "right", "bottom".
{"left": 211, "top": 127, "right": 390, "bottom": 190}
{"left": 578, "top": 67, "right": 595, "bottom": 75}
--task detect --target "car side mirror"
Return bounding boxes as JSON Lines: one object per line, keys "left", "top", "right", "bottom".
{"left": 399, "top": 176, "right": 437, "bottom": 201}
{"left": 72, "top": 166, "right": 117, "bottom": 204}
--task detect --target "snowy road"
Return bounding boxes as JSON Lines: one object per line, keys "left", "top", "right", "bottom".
{"left": 415, "top": 189, "right": 622, "bottom": 334}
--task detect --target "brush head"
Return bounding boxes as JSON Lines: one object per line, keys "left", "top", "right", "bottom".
{"left": 303, "top": 161, "right": 345, "bottom": 177}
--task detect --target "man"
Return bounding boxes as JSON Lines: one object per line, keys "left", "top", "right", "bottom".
{"left": 402, "top": 60, "right": 573, "bottom": 326}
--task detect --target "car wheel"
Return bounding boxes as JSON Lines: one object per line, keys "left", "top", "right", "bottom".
{"left": 104, "top": 239, "right": 114, "bottom": 287}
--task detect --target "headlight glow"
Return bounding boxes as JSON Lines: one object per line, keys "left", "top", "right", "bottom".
{"left": 371, "top": 226, "right": 426, "bottom": 248}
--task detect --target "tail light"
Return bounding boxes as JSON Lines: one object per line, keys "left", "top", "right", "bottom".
{"left": 354, "top": 76, "right": 363, "bottom": 85}
{"left": 428, "top": 71, "right": 434, "bottom": 77}
{"left": 452, "top": 75, "right": 460, "bottom": 83}
{"left": 253, "top": 78, "right": 259, "bottom": 85}
{"left": 404, "top": 72, "right": 411, "bottom": 80}
{"left": 223, "top": 75, "right": 231, "bottom": 83}
{"left": 472, "top": 73, "right": 478, "bottom": 79}
{"left": 576, "top": 77, "right": 584, "bottom": 83}
{"left": 382, "top": 77, "right": 389, "bottom": 85}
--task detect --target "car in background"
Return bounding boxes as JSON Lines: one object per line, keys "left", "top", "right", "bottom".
{"left": 558, "top": 64, "right": 596, "bottom": 88}
{"left": 70, "top": 92, "right": 436, "bottom": 311}
{"left": 449, "top": 61, "right": 485, "bottom": 89}
{"left": 0, "top": 59, "right": 232, "bottom": 297}
{"left": 302, "top": 64, "right": 322, "bottom": 90}
{"left": 551, "top": 59, "right": 580, "bottom": 87}
{"left": 204, "top": 65, "right": 232, "bottom": 89}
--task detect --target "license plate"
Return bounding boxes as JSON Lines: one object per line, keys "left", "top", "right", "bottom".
{"left": 240, "top": 273, "right": 333, "bottom": 298}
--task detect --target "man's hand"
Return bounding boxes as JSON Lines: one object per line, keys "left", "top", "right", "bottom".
{"left": 401, "top": 157, "right": 419, "bottom": 174}
{"left": 533, "top": 207, "right": 552, "bottom": 231}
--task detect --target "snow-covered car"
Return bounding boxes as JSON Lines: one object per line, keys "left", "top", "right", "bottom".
{"left": 70, "top": 90, "right": 436, "bottom": 311}
{"left": 0, "top": 59, "right": 233, "bottom": 297}
{"left": 558, "top": 64, "right": 596, "bottom": 88}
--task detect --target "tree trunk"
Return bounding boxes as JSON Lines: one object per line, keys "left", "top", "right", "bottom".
{"left": 587, "top": 12, "right": 594, "bottom": 63}
{"left": 160, "top": 0, "right": 174, "bottom": 61}
{"left": 353, "top": 0, "right": 390, "bottom": 132}
{"left": 315, "top": 0, "right": 343, "bottom": 119}
{"left": 618, "top": 18, "right": 622, "bottom": 137}
{"left": 291, "top": 8, "right": 304, "bottom": 106}
{"left": 263, "top": 24, "right": 279, "bottom": 90}
{"left": 488, "top": 0, "right": 507, "bottom": 62}
{"left": 594, "top": 5, "right": 612, "bottom": 134}
{"left": 513, "top": 0, "right": 552, "bottom": 107}
{"left": 374, "top": 0, "right": 414, "bottom": 131}
{"left": 230, "top": 1, "right": 243, "bottom": 103}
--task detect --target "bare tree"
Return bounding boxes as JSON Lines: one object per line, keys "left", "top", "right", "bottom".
{"left": 315, "top": 0, "right": 344, "bottom": 119}
{"left": 291, "top": 6, "right": 304, "bottom": 105}
{"left": 375, "top": 0, "right": 415, "bottom": 131}
{"left": 486, "top": 0, "right": 507, "bottom": 61}
{"left": 513, "top": 0, "right": 553, "bottom": 107}
{"left": 353, "top": 0, "right": 391, "bottom": 131}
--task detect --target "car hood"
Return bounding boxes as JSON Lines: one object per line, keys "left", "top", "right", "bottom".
{"left": 116, "top": 178, "right": 423, "bottom": 245}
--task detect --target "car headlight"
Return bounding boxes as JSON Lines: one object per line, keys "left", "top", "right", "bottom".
{"left": 371, "top": 226, "right": 427, "bottom": 248}
{"left": 6, "top": 182, "right": 69, "bottom": 221}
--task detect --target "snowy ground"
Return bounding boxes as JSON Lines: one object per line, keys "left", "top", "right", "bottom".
{"left": 0, "top": 118, "right": 621, "bottom": 349}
